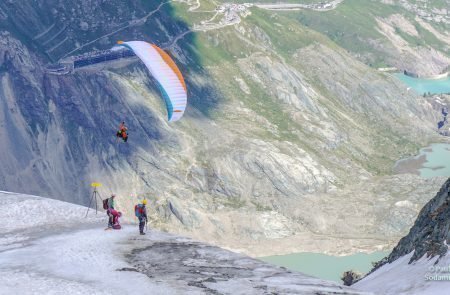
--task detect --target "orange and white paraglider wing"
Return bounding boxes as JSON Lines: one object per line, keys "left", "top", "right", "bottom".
{"left": 116, "top": 41, "right": 187, "bottom": 122}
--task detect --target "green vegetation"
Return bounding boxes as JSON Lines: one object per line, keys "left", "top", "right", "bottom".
{"left": 290, "top": 0, "right": 449, "bottom": 67}
{"left": 223, "top": 196, "right": 247, "bottom": 209}
{"left": 163, "top": 0, "right": 442, "bottom": 180}
{"left": 251, "top": 201, "right": 272, "bottom": 212}
{"left": 169, "top": 1, "right": 216, "bottom": 28}
{"left": 247, "top": 8, "right": 330, "bottom": 58}
{"left": 414, "top": 23, "right": 450, "bottom": 54}
{"left": 291, "top": 0, "right": 399, "bottom": 67}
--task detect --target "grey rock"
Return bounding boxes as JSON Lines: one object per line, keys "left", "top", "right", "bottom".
{"left": 366, "top": 178, "right": 450, "bottom": 276}
{"left": 79, "top": 21, "right": 89, "bottom": 31}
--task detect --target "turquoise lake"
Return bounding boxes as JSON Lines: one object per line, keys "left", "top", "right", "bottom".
{"left": 260, "top": 251, "right": 388, "bottom": 283}
{"left": 394, "top": 73, "right": 450, "bottom": 95}
{"left": 394, "top": 143, "right": 450, "bottom": 178}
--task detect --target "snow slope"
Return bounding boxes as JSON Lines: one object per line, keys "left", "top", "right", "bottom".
{"left": 0, "top": 228, "right": 178, "bottom": 295}
{"left": 355, "top": 251, "right": 450, "bottom": 294}
{"left": 0, "top": 190, "right": 103, "bottom": 252}
{"left": 0, "top": 190, "right": 103, "bottom": 231}
{"left": 0, "top": 191, "right": 370, "bottom": 294}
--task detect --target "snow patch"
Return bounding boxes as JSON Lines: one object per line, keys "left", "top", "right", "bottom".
{"left": 355, "top": 251, "right": 450, "bottom": 294}
{"left": 395, "top": 200, "right": 416, "bottom": 209}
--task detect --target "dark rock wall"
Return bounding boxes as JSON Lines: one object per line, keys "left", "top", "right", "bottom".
{"left": 372, "top": 178, "right": 450, "bottom": 272}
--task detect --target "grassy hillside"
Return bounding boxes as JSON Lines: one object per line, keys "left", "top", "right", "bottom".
{"left": 291, "top": 0, "right": 450, "bottom": 71}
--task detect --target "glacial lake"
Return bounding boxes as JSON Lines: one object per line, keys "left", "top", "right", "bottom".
{"left": 394, "top": 73, "right": 450, "bottom": 95}
{"left": 394, "top": 143, "right": 450, "bottom": 178}
{"left": 260, "top": 251, "right": 388, "bottom": 283}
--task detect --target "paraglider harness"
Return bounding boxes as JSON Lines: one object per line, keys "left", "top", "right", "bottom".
{"left": 116, "top": 122, "right": 128, "bottom": 142}
{"left": 116, "top": 129, "right": 128, "bottom": 142}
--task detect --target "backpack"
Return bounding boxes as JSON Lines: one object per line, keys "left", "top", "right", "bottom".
{"left": 103, "top": 198, "right": 110, "bottom": 210}
{"left": 135, "top": 204, "right": 144, "bottom": 217}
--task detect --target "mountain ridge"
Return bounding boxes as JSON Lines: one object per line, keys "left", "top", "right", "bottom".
{"left": 0, "top": 0, "right": 447, "bottom": 256}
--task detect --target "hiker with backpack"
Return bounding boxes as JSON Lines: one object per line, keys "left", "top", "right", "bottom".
{"left": 135, "top": 199, "right": 148, "bottom": 235}
{"left": 103, "top": 194, "right": 116, "bottom": 228}
{"left": 108, "top": 194, "right": 115, "bottom": 210}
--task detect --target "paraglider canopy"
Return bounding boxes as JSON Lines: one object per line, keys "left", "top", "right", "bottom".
{"left": 114, "top": 41, "right": 187, "bottom": 122}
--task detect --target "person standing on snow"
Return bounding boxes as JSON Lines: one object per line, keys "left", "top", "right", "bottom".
{"left": 135, "top": 199, "right": 148, "bottom": 235}
{"left": 107, "top": 194, "right": 116, "bottom": 228}
{"left": 108, "top": 194, "right": 116, "bottom": 210}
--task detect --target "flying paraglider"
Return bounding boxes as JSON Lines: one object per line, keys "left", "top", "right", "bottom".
{"left": 116, "top": 121, "right": 128, "bottom": 142}
{"left": 114, "top": 41, "right": 187, "bottom": 122}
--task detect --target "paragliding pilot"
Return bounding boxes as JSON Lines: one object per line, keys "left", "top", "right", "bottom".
{"left": 135, "top": 199, "right": 148, "bottom": 235}
{"left": 116, "top": 121, "right": 128, "bottom": 142}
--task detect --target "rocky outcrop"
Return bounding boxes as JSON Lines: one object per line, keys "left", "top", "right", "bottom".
{"left": 342, "top": 270, "right": 362, "bottom": 286}
{"left": 353, "top": 178, "right": 450, "bottom": 294}
{"left": 127, "top": 238, "right": 370, "bottom": 295}
{"left": 388, "top": 178, "right": 450, "bottom": 263}
{"left": 365, "top": 178, "right": 450, "bottom": 275}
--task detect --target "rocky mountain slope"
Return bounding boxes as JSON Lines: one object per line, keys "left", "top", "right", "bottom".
{"left": 354, "top": 178, "right": 450, "bottom": 294}
{"left": 283, "top": 0, "right": 450, "bottom": 76}
{"left": 0, "top": 0, "right": 447, "bottom": 256}
{"left": 374, "top": 178, "right": 450, "bottom": 266}
{"left": 0, "top": 191, "right": 371, "bottom": 295}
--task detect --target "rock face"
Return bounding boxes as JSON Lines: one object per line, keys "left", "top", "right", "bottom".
{"left": 373, "top": 14, "right": 450, "bottom": 76}
{"left": 0, "top": 0, "right": 446, "bottom": 255}
{"left": 342, "top": 271, "right": 362, "bottom": 286}
{"left": 353, "top": 178, "right": 450, "bottom": 294}
{"left": 373, "top": 178, "right": 450, "bottom": 268}
{"left": 128, "top": 234, "right": 370, "bottom": 295}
